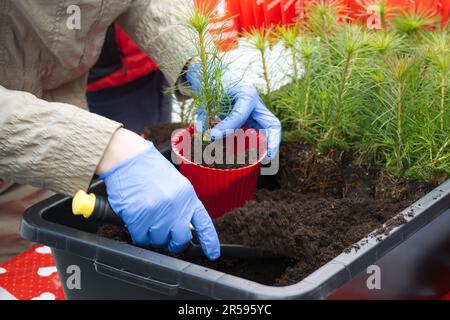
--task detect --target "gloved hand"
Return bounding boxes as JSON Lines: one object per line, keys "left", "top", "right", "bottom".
{"left": 100, "top": 141, "right": 220, "bottom": 260}
{"left": 187, "top": 62, "right": 282, "bottom": 159}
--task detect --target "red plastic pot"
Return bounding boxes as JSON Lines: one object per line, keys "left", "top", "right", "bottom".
{"left": 264, "top": 0, "right": 283, "bottom": 26}
{"left": 280, "top": 0, "right": 302, "bottom": 25}
{"left": 171, "top": 127, "right": 267, "bottom": 219}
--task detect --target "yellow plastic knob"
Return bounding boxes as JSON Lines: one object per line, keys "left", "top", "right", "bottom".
{"left": 72, "top": 190, "right": 96, "bottom": 219}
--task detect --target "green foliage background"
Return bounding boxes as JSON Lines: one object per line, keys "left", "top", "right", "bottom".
{"left": 268, "top": 1, "right": 449, "bottom": 183}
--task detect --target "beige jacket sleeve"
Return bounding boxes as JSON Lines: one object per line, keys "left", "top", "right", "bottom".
{"left": 0, "top": 86, "right": 122, "bottom": 196}
{"left": 118, "top": 0, "right": 197, "bottom": 86}
{"left": 0, "top": 0, "right": 198, "bottom": 197}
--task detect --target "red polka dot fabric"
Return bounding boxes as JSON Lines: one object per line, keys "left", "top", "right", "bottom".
{"left": 0, "top": 245, "right": 65, "bottom": 300}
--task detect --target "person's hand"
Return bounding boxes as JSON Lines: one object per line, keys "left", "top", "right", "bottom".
{"left": 187, "top": 62, "right": 282, "bottom": 159}
{"left": 96, "top": 129, "right": 220, "bottom": 260}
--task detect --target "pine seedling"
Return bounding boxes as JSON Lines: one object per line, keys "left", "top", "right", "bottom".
{"left": 357, "top": 30, "right": 404, "bottom": 164}
{"left": 276, "top": 24, "right": 301, "bottom": 83}
{"left": 244, "top": 27, "right": 275, "bottom": 114}
{"left": 323, "top": 24, "right": 369, "bottom": 144}
{"left": 387, "top": 55, "right": 416, "bottom": 141}
{"left": 272, "top": 33, "right": 321, "bottom": 140}
{"left": 365, "top": 30, "right": 404, "bottom": 107}
{"left": 298, "top": 35, "right": 321, "bottom": 130}
{"left": 178, "top": 98, "right": 195, "bottom": 124}
{"left": 163, "top": 84, "right": 196, "bottom": 125}
{"left": 304, "top": 0, "right": 347, "bottom": 67}
{"left": 184, "top": 8, "right": 235, "bottom": 138}
{"left": 367, "top": 29, "right": 404, "bottom": 55}
{"left": 305, "top": 0, "right": 346, "bottom": 36}
{"left": 371, "top": 51, "right": 419, "bottom": 175}
{"left": 355, "top": 0, "right": 398, "bottom": 30}
{"left": 391, "top": 7, "right": 440, "bottom": 39}
{"left": 423, "top": 30, "right": 450, "bottom": 131}
{"left": 405, "top": 117, "right": 450, "bottom": 182}
{"left": 400, "top": 30, "right": 450, "bottom": 181}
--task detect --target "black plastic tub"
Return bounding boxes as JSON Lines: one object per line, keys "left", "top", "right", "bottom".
{"left": 20, "top": 144, "right": 450, "bottom": 299}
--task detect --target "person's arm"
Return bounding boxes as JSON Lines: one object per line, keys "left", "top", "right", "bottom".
{"left": 0, "top": 85, "right": 122, "bottom": 196}
{"left": 117, "top": 0, "right": 197, "bottom": 86}
{"left": 0, "top": 85, "right": 220, "bottom": 260}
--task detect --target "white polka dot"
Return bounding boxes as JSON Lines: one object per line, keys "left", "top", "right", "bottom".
{"left": 0, "top": 287, "right": 17, "bottom": 300}
{"left": 0, "top": 267, "right": 6, "bottom": 274}
{"left": 32, "top": 292, "right": 56, "bottom": 300}
{"left": 37, "top": 266, "right": 57, "bottom": 277}
{"left": 35, "top": 246, "right": 52, "bottom": 254}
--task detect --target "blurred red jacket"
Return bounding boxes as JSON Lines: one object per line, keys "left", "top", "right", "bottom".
{"left": 87, "top": 24, "right": 158, "bottom": 92}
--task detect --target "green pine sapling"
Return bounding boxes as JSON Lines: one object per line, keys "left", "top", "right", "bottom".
{"left": 276, "top": 24, "right": 301, "bottom": 84}
{"left": 304, "top": 0, "right": 344, "bottom": 68}
{"left": 274, "top": 25, "right": 318, "bottom": 133}
{"left": 297, "top": 34, "right": 320, "bottom": 131}
{"left": 391, "top": 7, "right": 440, "bottom": 40}
{"left": 244, "top": 27, "right": 275, "bottom": 114}
{"left": 386, "top": 54, "right": 417, "bottom": 170}
{"left": 270, "top": 3, "right": 449, "bottom": 182}
{"left": 424, "top": 31, "right": 449, "bottom": 131}
{"left": 325, "top": 25, "right": 368, "bottom": 141}
{"left": 184, "top": 8, "right": 234, "bottom": 141}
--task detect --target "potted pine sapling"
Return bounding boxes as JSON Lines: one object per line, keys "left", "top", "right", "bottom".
{"left": 171, "top": 8, "right": 267, "bottom": 218}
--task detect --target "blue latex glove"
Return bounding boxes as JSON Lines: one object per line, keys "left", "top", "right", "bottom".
{"left": 100, "top": 142, "right": 220, "bottom": 260}
{"left": 187, "top": 62, "right": 282, "bottom": 159}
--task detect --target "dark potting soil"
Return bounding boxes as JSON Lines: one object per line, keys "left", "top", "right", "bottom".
{"left": 179, "top": 255, "right": 297, "bottom": 286}
{"left": 141, "top": 122, "right": 185, "bottom": 145}
{"left": 97, "top": 224, "right": 131, "bottom": 244}
{"left": 187, "top": 136, "right": 260, "bottom": 170}
{"left": 142, "top": 122, "right": 260, "bottom": 169}
{"left": 96, "top": 141, "right": 434, "bottom": 287}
